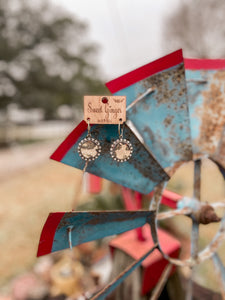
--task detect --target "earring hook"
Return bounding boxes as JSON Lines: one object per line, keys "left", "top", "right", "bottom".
{"left": 67, "top": 226, "right": 73, "bottom": 250}
{"left": 118, "top": 119, "right": 123, "bottom": 138}
{"left": 87, "top": 118, "right": 91, "bottom": 136}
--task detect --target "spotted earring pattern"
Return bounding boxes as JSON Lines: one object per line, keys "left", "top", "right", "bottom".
{"left": 110, "top": 123, "right": 133, "bottom": 162}
{"left": 78, "top": 119, "right": 101, "bottom": 162}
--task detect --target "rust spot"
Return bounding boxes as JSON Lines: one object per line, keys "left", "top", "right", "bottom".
{"left": 195, "top": 71, "right": 225, "bottom": 155}
{"left": 57, "top": 212, "right": 77, "bottom": 230}
{"left": 124, "top": 124, "right": 169, "bottom": 182}
{"left": 86, "top": 211, "right": 140, "bottom": 226}
{"left": 140, "top": 64, "right": 186, "bottom": 109}
{"left": 197, "top": 204, "right": 221, "bottom": 225}
{"left": 142, "top": 126, "right": 169, "bottom": 157}
{"left": 213, "top": 70, "right": 225, "bottom": 80}
{"left": 165, "top": 160, "right": 185, "bottom": 177}
{"left": 140, "top": 64, "right": 192, "bottom": 162}
{"left": 212, "top": 127, "right": 225, "bottom": 169}
{"left": 163, "top": 115, "right": 174, "bottom": 126}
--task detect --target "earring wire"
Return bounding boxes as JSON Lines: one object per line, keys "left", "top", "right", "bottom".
{"left": 118, "top": 121, "right": 124, "bottom": 139}
{"left": 87, "top": 118, "right": 91, "bottom": 136}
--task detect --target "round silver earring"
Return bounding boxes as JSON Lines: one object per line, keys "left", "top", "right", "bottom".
{"left": 110, "top": 123, "right": 133, "bottom": 162}
{"left": 78, "top": 119, "right": 101, "bottom": 162}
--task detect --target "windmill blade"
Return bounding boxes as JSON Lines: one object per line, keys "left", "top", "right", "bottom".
{"left": 37, "top": 210, "right": 155, "bottom": 257}
{"left": 106, "top": 49, "right": 192, "bottom": 175}
{"left": 185, "top": 59, "right": 225, "bottom": 170}
{"left": 51, "top": 121, "right": 169, "bottom": 194}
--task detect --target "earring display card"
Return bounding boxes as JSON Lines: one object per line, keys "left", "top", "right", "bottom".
{"left": 185, "top": 59, "right": 225, "bottom": 170}
{"left": 50, "top": 120, "right": 169, "bottom": 194}
{"left": 106, "top": 49, "right": 193, "bottom": 176}
{"left": 84, "top": 95, "right": 126, "bottom": 124}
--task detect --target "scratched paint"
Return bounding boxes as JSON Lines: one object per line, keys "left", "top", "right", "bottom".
{"left": 185, "top": 68, "right": 225, "bottom": 166}
{"left": 212, "top": 127, "right": 225, "bottom": 172}
{"left": 107, "top": 56, "right": 192, "bottom": 175}
{"left": 37, "top": 211, "right": 155, "bottom": 256}
{"left": 52, "top": 121, "right": 169, "bottom": 194}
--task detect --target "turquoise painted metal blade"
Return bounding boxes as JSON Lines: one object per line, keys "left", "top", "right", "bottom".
{"left": 185, "top": 65, "right": 225, "bottom": 170}
{"left": 37, "top": 210, "right": 155, "bottom": 256}
{"left": 106, "top": 50, "right": 193, "bottom": 175}
{"left": 51, "top": 121, "right": 169, "bottom": 194}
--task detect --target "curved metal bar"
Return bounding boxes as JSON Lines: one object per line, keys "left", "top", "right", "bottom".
{"left": 212, "top": 253, "right": 225, "bottom": 299}
{"left": 198, "top": 215, "right": 225, "bottom": 263}
{"left": 157, "top": 207, "right": 192, "bottom": 220}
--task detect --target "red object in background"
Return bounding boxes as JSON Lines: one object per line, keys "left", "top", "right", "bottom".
{"left": 113, "top": 187, "right": 181, "bottom": 294}
{"left": 147, "top": 189, "right": 181, "bottom": 209}
{"left": 87, "top": 174, "right": 181, "bottom": 209}
{"left": 109, "top": 225, "right": 180, "bottom": 295}
{"left": 160, "top": 189, "right": 181, "bottom": 209}
{"left": 85, "top": 173, "right": 102, "bottom": 194}
{"left": 86, "top": 175, "right": 181, "bottom": 294}
{"left": 122, "top": 187, "right": 146, "bottom": 241}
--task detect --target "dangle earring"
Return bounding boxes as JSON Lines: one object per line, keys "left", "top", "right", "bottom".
{"left": 110, "top": 122, "right": 133, "bottom": 162}
{"left": 78, "top": 118, "right": 101, "bottom": 163}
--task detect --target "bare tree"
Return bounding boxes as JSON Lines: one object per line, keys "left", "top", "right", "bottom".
{"left": 163, "top": 0, "right": 225, "bottom": 58}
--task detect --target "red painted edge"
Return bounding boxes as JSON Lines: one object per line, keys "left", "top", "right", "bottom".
{"left": 50, "top": 120, "right": 87, "bottom": 161}
{"left": 184, "top": 58, "right": 225, "bottom": 70}
{"left": 37, "top": 212, "right": 65, "bottom": 257}
{"left": 106, "top": 49, "right": 183, "bottom": 93}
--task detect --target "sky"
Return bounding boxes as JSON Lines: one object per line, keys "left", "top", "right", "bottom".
{"left": 50, "top": 0, "right": 181, "bottom": 80}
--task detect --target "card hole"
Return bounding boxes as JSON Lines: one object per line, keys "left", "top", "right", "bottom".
{"left": 102, "top": 97, "right": 108, "bottom": 104}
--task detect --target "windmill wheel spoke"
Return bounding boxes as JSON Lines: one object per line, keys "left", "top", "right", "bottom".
{"left": 212, "top": 253, "right": 225, "bottom": 299}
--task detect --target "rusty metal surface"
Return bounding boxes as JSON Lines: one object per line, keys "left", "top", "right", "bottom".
{"left": 92, "top": 244, "right": 158, "bottom": 300}
{"left": 191, "top": 160, "right": 201, "bottom": 261}
{"left": 198, "top": 214, "right": 225, "bottom": 263}
{"left": 117, "top": 63, "right": 193, "bottom": 175}
{"left": 178, "top": 197, "right": 221, "bottom": 224}
{"left": 160, "top": 204, "right": 225, "bottom": 268}
{"left": 158, "top": 202, "right": 221, "bottom": 223}
{"left": 186, "top": 69, "right": 225, "bottom": 168}
{"left": 151, "top": 159, "right": 225, "bottom": 275}
{"left": 54, "top": 121, "right": 169, "bottom": 194}
{"left": 193, "top": 159, "right": 201, "bottom": 201}
{"left": 37, "top": 181, "right": 225, "bottom": 297}
{"left": 157, "top": 207, "right": 192, "bottom": 220}
{"left": 212, "top": 126, "right": 225, "bottom": 170}
{"left": 180, "top": 159, "right": 201, "bottom": 274}
{"left": 149, "top": 182, "right": 166, "bottom": 211}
